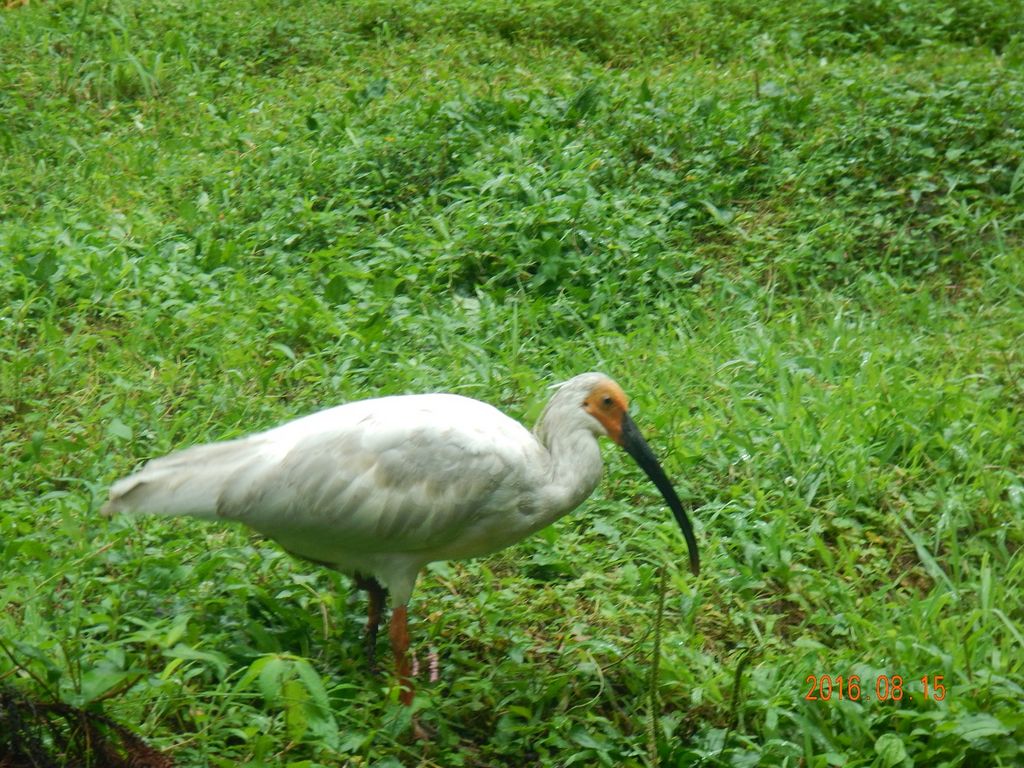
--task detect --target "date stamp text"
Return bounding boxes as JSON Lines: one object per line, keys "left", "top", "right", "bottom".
{"left": 805, "top": 674, "right": 947, "bottom": 702}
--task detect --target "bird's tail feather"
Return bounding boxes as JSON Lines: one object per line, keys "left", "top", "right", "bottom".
{"left": 102, "top": 438, "right": 257, "bottom": 519}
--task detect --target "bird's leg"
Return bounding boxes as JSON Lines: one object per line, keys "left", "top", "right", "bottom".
{"left": 388, "top": 604, "right": 415, "bottom": 706}
{"left": 353, "top": 574, "right": 387, "bottom": 671}
{"left": 388, "top": 605, "right": 433, "bottom": 740}
{"left": 365, "top": 582, "right": 386, "bottom": 670}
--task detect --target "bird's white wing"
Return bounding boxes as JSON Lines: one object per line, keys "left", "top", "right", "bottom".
{"left": 210, "top": 394, "right": 539, "bottom": 561}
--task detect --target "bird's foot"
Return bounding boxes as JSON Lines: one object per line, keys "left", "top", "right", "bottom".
{"left": 411, "top": 715, "right": 433, "bottom": 742}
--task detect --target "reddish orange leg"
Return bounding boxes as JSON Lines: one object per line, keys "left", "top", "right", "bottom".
{"left": 388, "top": 604, "right": 415, "bottom": 705}
{"left": 388, "top": 605, "right": 432, "bottom": 740}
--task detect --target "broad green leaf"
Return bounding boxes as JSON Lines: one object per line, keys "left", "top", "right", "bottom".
{"left": 106, "top": 418, "right": 133, "bottom": 441}
{"left": 874, "top": 733, "right": 908, "bottom": 767}
{"left": 257, "top": 656, "right": 288, "bottom": 705}
{"left": 953, "top": 714, "right": 1012, "bottom": 743}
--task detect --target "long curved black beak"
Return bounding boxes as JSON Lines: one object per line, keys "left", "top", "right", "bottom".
{"left": 618, "top": 412, "right": 700, "bottom": 576}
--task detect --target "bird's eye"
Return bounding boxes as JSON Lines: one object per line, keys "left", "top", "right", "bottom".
{"left": 602, "top": 395, "right": 613, "bottom": 407}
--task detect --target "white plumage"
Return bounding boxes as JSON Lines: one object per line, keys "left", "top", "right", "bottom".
{"left": 104, "top": 372, "right": 699, "bottom": 704}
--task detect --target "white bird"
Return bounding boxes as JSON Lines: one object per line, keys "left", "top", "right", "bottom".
{"left": 103, "top": 372, "right": 700, "bottom": 704}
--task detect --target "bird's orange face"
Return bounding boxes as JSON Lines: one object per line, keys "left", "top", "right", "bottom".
{"left": 582, "top": 380, "right": 630, "bottom": 443}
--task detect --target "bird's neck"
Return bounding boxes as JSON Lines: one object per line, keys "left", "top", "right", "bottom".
{"left": 536, "top": 425, "right": 604, "bottom": 519}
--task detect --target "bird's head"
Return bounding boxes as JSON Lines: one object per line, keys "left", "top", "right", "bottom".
{"left": 545, "top": 373, "right": 701, "bottom": 576}
{"left": 580, "top": 377, "right": 631, "bottom": 441}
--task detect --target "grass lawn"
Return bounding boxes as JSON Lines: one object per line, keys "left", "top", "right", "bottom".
{"left": 2, "top": 0, "right": 1023, "bottom": 765}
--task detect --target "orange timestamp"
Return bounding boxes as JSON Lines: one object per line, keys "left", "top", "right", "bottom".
{"left": 805, "top": 674, "right": 947, "bottom": 702}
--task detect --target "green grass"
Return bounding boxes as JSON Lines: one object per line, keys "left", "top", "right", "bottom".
{"left": 2, "top": 0, "right": 1023, "bottom": 765}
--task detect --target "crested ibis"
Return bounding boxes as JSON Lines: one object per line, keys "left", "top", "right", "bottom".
{"left": 103, "top": 372, "right": 700, "bottom": 704}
